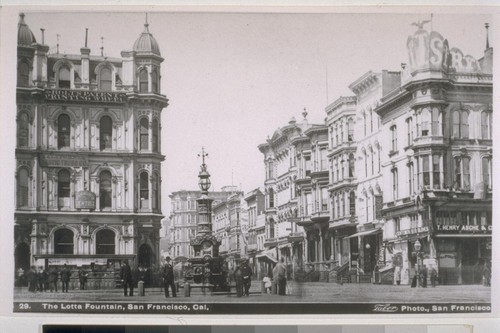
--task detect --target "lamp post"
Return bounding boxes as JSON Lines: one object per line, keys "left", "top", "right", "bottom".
{"left": 414, "top": 239, "right": 422, "bottom": 287}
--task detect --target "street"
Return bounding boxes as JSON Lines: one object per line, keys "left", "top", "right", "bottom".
{"left": 14, "top": 281, "right": 491, "bottom": 304}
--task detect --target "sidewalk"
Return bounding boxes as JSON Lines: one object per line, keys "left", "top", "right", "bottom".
{"left": 14, "top": 281, "right": 491, "bottom": 303}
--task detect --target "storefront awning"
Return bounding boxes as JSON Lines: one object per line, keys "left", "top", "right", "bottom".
{"left": 346, "top": 228, "right": 382, "bottom": 239}
{"left": 256, "top": 249, "right": 278, "bottom": 263}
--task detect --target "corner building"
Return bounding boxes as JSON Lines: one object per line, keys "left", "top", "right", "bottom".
{"left": 376, "top": 26, "right": 493, "bottom": 285}
{"left": 15, "top": 14, "right": 168, "bottom": 285}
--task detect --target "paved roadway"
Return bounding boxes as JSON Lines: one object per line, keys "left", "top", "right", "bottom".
{"left": 14, "top": 281, "right": 491, "bottom": 303}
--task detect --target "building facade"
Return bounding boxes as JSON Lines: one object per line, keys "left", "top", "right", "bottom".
{"left": 348, "top": 70, "right": 401, "bottom": 280}
{"left": 15, "top": 14, "right": 168, "bottom": 282}
{"left": 376, "top": 25, "right": 493, "bottom": 285}
{"left": 325, "top": 96, "right": 358, "bottom": 281}
{"left": 244, "top": 188, "right": 266, "bottom": 279}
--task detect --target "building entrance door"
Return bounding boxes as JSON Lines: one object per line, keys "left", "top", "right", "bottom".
{"left": 461, "top": 239, "right": 481, "bottom": 284}
{"left": 15, "top": 243, "right": 30, "bottom": 286}
{"left": 138, "top": 244, "right": 153, "bottom": 268}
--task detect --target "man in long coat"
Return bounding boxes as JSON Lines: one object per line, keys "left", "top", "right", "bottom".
{"left": 274, "top": 258, "right": 287, "bottom": 295}
{"left": 162, "top": 256, "right": 176, "bottom": 297}
{"left": 240, "top": 260, "right": 253, "bottom": 296}
{"left": 120, "top": 260, "right": 134, "bottom": 296}
{"left": 60, "top": 264, "right": 71, "bottom": 293}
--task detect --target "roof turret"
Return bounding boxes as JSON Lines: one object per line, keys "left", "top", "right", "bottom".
{"left": 18, "top": 13, "right": 37, "bottom": 46}
{"left": 133, "top": 17, "right": 161, "bottom": 57}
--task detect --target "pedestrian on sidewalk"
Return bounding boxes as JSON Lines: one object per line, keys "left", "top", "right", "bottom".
{"left": 60, "top": 264, "right": 71, "bottom": 293}
{"left": 482, "top": 261, "right": 491, "bottom": 287}
{"left": 27, "top": 266, "right": 37, "bottom": 292}
{"left": 429, "top": 266, "right": 438, "bottom": 288}
{"left": 274, "top": 258, "right": 287, "bottom": 295}
{"left": 162, "top": 256, "right": 176, "bottom": 298}
{"left": 120, "top": 260, "right": 134, "bottom": 296}
{"left": 234, "top": 264, "right": 243, "bottom": 297}
{"left": 420, "top": 265, "right": 428, "bottom": 288}
{"left": 262, "top": 274, "right": 272, "bottom": 294}
{"left": 241, "top": 259, "right": 252, "bottom": 296}
{"left": 78, "top": 267, "right": 88, "bottom": 290}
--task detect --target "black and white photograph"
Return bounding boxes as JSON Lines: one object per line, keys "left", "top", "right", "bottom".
{"left": 6, "top": 6, "right": 495, "bottom": 315}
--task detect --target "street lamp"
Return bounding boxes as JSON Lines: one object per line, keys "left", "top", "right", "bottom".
{"left": 414, "top": 239, "right": 422, "bottom": 287}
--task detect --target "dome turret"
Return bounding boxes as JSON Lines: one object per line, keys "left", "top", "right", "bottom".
{"left": 133, "top": 21, "right": 161, "bottom": 56}
{"left": 17, "top": 13, "right": 37, "bottom": 46}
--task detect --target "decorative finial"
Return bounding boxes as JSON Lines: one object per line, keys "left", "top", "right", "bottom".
{"left": 302, "top": 107, "right": 308, "bottom": 119}
{"left": 85, "top": 28, "right": 88, "bottom": 48}
{"left": 56, "top": 34, "right": 60, "bottom": 54}
{"left": 145, "top": 13, "right": 149, "bottom": 27}
{"left": 485, "top": 23, "right": 490, "bottom": 49}
{"left": 198, "top": 147, "right": 209, "bottom": 166}
{"left": 19, "top": 13, "right": 25, "bottom": 22}
{"left": 100, "top": 36, "right": 104, "bottom": 56}
{"left": 40, "top": 28, "right": 45, "bottom": 44}
{"left": 411, "top": 19, "right": 431, "bottom": 30}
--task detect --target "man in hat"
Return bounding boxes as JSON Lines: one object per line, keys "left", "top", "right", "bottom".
{"left": 240, "top": 259, "right": 253, "bottom": 296}
{"left": 60, "top": 264, "right": 71, "bottom": 293}
{"left": 120, "top": 259, "right": 134, "bottom": 296}
{"left": 162, "top": 256, "right": 176, "bottom": 297}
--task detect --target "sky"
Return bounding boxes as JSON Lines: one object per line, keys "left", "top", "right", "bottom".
{"left": 4, "top": 8, "right": 493, "bottom": 216}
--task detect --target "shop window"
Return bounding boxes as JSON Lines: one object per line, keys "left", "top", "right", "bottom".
{"left": 99, "top": 116, "right": 112, "bottom": 150}
{"left": 139, "top": 118, "right": 149, "bottom": 150}
{"left": 152, "top": 119, "right": 159, "bottom": 153}
{"left": 18, "top": 62, "right": 30, "bottom": 87}
{"left": 140, "top": 171, "right": 149, "bottom": 209}
{"left": 58, "top": 66, "right": 71, "bottom": 88}
{"left": 57, "top": 114, "right": 71, "bottom": 149}
{"left": 96, "top": 229, "right": 115, "bottom": 254}
{"left": 99, "top": 67, "right": 112, "bottom": 91}
{"left": 18, "top": 168, "right": 29, "bottom": 207}
{"left": 99, "top": 170, "right": 112, "bottom": 209}
{"left": 54, "top": 228, "right": 74, "bottom": 254}
{"left": 18, "top": 112, "right": 29, "bottom": 147}
{"left": 57, "top": 169, "right": 71, "bottom": 209}
{"left": 139, "top": 69, "right": 148, "bottom": 93}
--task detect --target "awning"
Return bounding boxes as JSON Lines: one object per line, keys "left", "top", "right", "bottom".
{"left": 256, "top": 249, "right": 278, "bottom": 263}
{"left": 346, "top": 228, "right": 382, "bottom": 239}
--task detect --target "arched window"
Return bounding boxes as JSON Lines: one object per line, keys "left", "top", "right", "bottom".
{"left": 392, "top": 168, "right": 398, "bottom": 201}
{"left": 347, "top": 118, "right": 354, "bottom": 142}
{"left": 152, "top": 119, "right": 159, "bottom": 153}
{"left": 151, "top": 70, "right": 158, "bottom": 93}
{"left": 348, "top": 153, "right": 355, "bottom": 178}
{"left": 406, "top": 117, "right": 413, "bottom": 146}
{"left": 99, "top": 67, "right": 112, "bottom": 91}
{"left": 58, "top": 169, "right": 71, "bottom": 209}
{"left": 54, "top": 229, "right": 74, "bottom": 254}
{"left": 140, "top": 118, "right": 149, "bottom": 150}
{"left": 390, "top": 125, "right": 397, "bottom": 151}
{"left": 18, "top": 62, "right": 30, "bottom": 87}
{"left": 96, "top": 229, "right": 115, "bottom": 254}
{"left": 140, "top": 171, "right": 149, "bottom": 209}
{"left": 452, "top": 110, "right": 469, "bottom": 139}
{"left": 18, "top": 112, "right": 29, "bottom": 147}
{"left": 421, "top": 108, "right": 430, "bottom": 136}
{"left": 99, "top": 116, "right": 112, "bottom": 150}
{"left": 431, "top": 107, "right": 440, "bottom": 135}
{"left": 139, "top": 69, "right": 148, "bottom": 93}
{"left": 18, "top": 169, "right": 29, "bottom": 207}
{"left": 152, "top": 172, "right": 159, "bottom": 210}
{"left": 58, "top": 66, "right": 71, "bottom": 88}
{"left": 482, "top": 157, "right": 492, "bottom": 190}
{"left": 454, "top": 156, "right": 471, "bottom": 191}
{"left": 57, "top": 114, "right": 71, "bottom": 149}
{"left": 99, "top": 170, "right": 112, "bottom": 209}
{"left": 349, "top": 191, "right": 356, "bottom": 216}
{"left": 481, "top": 111, "right": 492, "bottom": 140}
